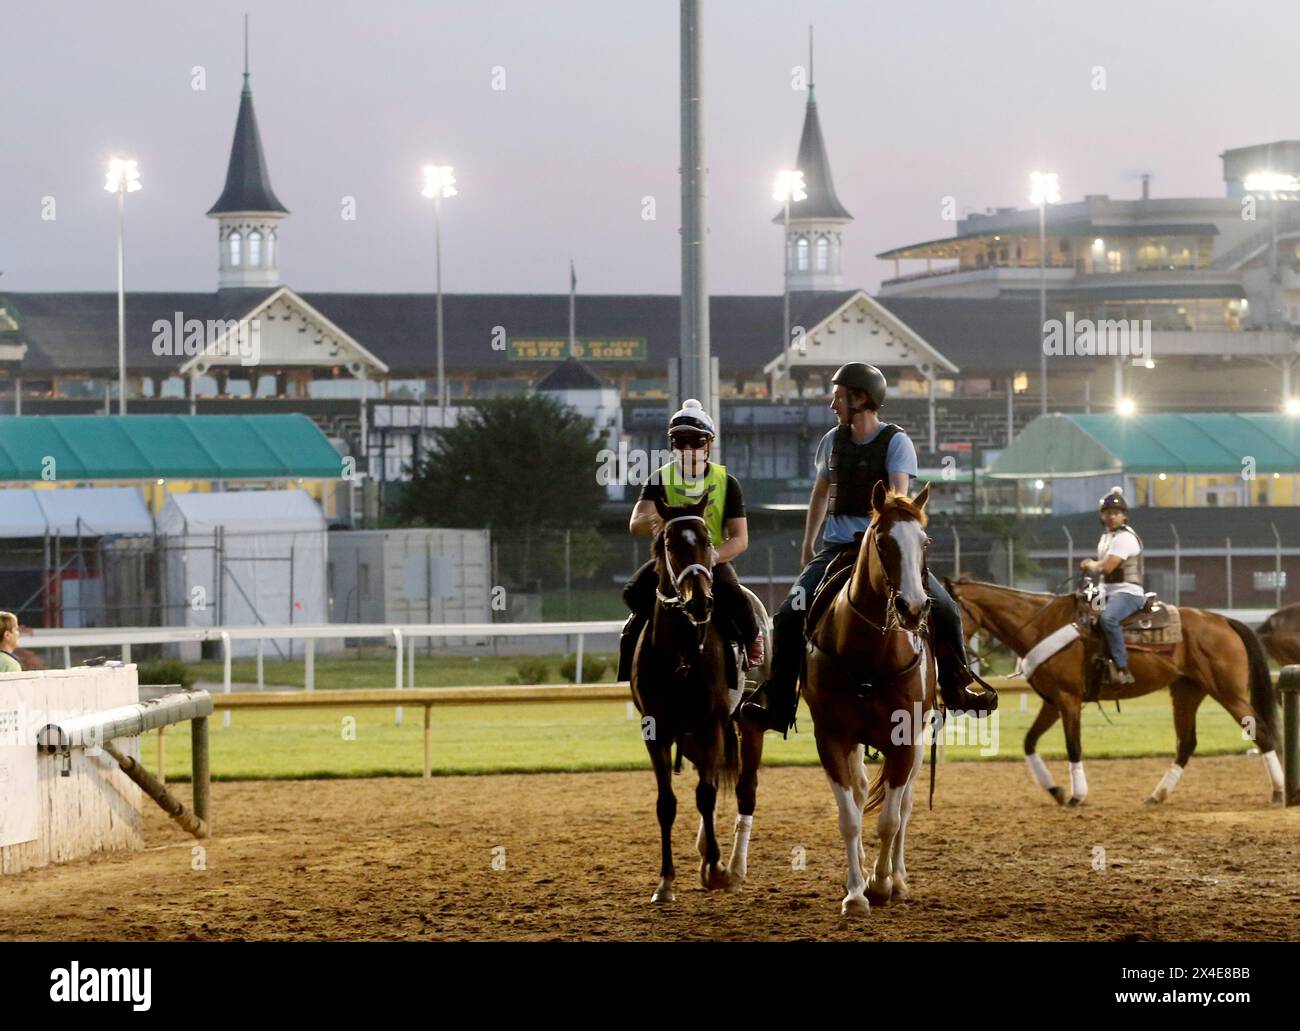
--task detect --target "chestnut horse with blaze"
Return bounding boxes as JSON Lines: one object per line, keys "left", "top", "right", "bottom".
{"left": 948, "top": 577, "right": 1284, "bottom": 806}
{"left": 804, "top": 482, "right": 938, "bottom": 917}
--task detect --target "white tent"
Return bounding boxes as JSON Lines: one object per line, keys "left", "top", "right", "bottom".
{"left": 0, "top": 487, "right": 153, "bottom": 538}
{"left": 157, "top": 490, "right": 327, "bottom": 656}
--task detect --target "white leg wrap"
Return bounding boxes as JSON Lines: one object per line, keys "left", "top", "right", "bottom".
{"left": 1026, "top": 752, "right": 1055, "bottom": 790}
{"left": 1263, "top": 750, "right": 1284, "bottom": 793}
{"left": 728, "top": 814, "right": 752, "bottom": 880}
{"left": 1069, "top": 761, "right": 1087, "bottom": 799}
{"left": 1152, "top": 762, "right": 1184, "bottom": 801}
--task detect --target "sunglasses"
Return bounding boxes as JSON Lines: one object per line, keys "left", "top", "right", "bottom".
{"left": 671, "top": 434, "right": 710, "bottom": 450}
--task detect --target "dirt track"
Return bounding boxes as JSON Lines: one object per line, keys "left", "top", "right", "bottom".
{"left": 2, "top": 755, "right": 1297, "bottom": 941}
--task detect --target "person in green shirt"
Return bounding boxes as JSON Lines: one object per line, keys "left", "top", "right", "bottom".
{"left": 0, "top": 611, "right": 23, "bottom": 673}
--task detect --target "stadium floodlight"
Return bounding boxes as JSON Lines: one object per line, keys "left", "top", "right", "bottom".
{"left": 105, "top": 158, "right": 142, "bottom": 414}
{"left": 1031, "top": 171, "right": 1061, "bottom": 415}
{"left": 420, "top": 164, "right": 457, "bottom": 419}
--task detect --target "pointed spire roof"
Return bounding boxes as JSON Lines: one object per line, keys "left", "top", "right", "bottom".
{"left": 774, "top": 29, "right": 852, "bottom": 224}
{"left": 206, "top": 30, "right": 288, "bottom": 216}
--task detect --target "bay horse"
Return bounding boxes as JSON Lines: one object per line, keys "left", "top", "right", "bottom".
{"left": 1257, "top": 601, "right": 1300, "bottom": 666}
{"left": 946, "top": 577, "right": 1284, "bottom": 806}
{"left": 804, "top": 481, "right": 937, "bottom": 917}
{"left": 629, "top": 493, "right": 770, "bottom": 903}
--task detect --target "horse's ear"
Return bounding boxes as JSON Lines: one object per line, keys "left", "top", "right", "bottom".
{"left": 870, "top": 478, "right": 888, "bottom": 514}
{"left": 653, "top": 495, "right": 670, "bottom": 521}
{"left": 913, "top": 481, "right": 931, "bottom": 511}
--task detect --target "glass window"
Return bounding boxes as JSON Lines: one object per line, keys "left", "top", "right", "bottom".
{"left": 815, "top": 236, "right": 829, "bottom": 271}
{"left": 267, "top": 232, "right": 276, "bottom": 265}
{"left": 1106, "top": 249, "right": 1123, "bottom": 273}
{"left": 796, "top": 238, "right": 809, "bottom": 271}
{"left": 248, "top": 230, "right": 262, "bottom": 266}
{"left": 229, "top": 231, "right": 242, "bottom": 267}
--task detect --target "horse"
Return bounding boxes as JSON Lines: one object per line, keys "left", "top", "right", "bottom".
{"left": 803, "top": 481, "right": 937, "bottom": 917}
{"left": 1257, "top": 601, "right": 1300, "bottom": 666}
{"left": 945, "top": 577, "right": 1284, "bottom": 807}
{"left": 629, "top": 493, "right": 770, "bottom": 904}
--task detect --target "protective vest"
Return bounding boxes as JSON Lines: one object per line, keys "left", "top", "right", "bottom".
{"left": 828, "top": 424, "right": 902, "bottom": 517}
{"left": 659, "top": 460, "right": 727, "bottom": 546}
{"left": 1101, "top": 525, "right": 1144, "bottom": 586}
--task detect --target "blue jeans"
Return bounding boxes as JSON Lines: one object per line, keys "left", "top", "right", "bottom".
{"left": 1098, "top": 590, "right": 1146, "bottom": 669}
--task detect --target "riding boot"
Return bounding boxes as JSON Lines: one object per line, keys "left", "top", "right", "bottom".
{"left": 740, "top": 675, "right": 798, "bottom": 736}
{"left": 618, "top": 610, "right": 648, "bottom": 681}
{"left": 935, "top": 642, "right": 999, "bottom": 715}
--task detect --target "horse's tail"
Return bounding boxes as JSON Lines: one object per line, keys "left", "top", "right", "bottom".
{"left": 864, "top": 762, "right": 887, "bottom": 813}
{"left": 1227, "top": 617, "right": 1280, "bottom": 753}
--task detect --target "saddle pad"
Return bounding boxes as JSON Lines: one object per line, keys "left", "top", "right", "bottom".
{"left": 804, "top": 564, "right": 853, "bottom": 640}
{"left": 1021, "top": 623, "right": 1081, "bottom": 679}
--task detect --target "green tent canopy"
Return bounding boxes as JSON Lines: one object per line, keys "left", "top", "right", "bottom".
{"left": 988, "top": 413, "right": 1300, "bottom": 478}
{"left": 0, "top": 414, "right": 342, "bottom": 482}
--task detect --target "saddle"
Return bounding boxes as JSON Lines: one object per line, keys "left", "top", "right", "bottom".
{"left": 805, "top": 555, "right": 856, "bottom": 639}
{"left": 1075, "top": 589, "right": 1182, "bottom": 651}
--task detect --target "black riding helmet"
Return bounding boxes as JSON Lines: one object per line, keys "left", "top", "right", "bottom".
{"left": 831, "top": 362, "right": 887, "bottom": 411}
{"left": 1098, "top": 485, "right": 1128, "bottom": 519}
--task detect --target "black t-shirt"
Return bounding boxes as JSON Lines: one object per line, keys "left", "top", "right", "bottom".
{"left": 638, "top": 470, "right": 746, "bottom": 522}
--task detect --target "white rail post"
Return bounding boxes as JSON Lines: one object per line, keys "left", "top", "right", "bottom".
{"left": 393, "top": 628, "right": 404, "bottom": 726}
{"left": 408, "top": 634, "right": 415, "bottom": 690}
{"left": 576, "top": 632, "right": 585, "bottom": 685}
{"left": 305, "top": 639, "right": 315, "bottom": 692}
{"left": 122, "top": 642, "right": 131, "bottom": 665}
{"left": 256, "top": 639, "right": 264, "bottom": 690}
{"left": 63, "top": 645, "right": 71, "bottom": 669}
{"left": 221, "top": 630, "right": 232, "bottom": 728}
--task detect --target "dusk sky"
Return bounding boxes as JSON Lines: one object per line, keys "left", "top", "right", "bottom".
{"left": 3, "top": 0, "right": 1295, "bottom": 296}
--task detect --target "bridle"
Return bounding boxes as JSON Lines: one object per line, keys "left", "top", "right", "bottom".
{"left": 845, "top": 519, "right": 931, "bottom": 637}
{"left": 654, "top": 514, "right": 714, "bottom": 630}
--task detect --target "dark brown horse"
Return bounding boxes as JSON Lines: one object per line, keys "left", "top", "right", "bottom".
{"left": 629, "top": 494, "right": 769, "bottom": 903}
{"left": 947, "top": 577, "right": 1284, "bottom": 806}
{"left": 804, "top": 482, "right": 937, "bottom": 916}
{"left": 1257, "top": 602, "right": 1300, "bottom": 666}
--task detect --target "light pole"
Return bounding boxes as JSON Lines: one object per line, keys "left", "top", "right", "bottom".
{"left": 421, "top": 164, "right": 457, "bottom": 422}
{"left": 104, "top": 158, "right": 141, "bottom": 415}
{"left": 773, "top": 169, "right": 806, "bottom": 402}
{"left": 1030, "top": 170, "right": 1060, "bottom": 416}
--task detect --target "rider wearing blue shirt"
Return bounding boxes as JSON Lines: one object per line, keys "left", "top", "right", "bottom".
{"left": 743, "top": 362, "right": 997, "bottom": 735}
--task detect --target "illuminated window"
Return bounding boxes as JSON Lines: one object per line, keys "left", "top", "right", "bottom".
{"left": 1106, "top": 249, "right": 1123, "bottom": 273}
{"left": 1013, "top": 372, "right": 1029, "bottom": 393}
{"left": 229, "top": 231, "right": 242, "bottom": 267}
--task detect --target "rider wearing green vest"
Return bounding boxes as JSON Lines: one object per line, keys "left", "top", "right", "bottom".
{"left": 618, "top": 400, "right": 763, "bottom": 681}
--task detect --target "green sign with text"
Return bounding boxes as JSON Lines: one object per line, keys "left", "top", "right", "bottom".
{"left": 508, "top": 337, "right": 646, "bottom": 361}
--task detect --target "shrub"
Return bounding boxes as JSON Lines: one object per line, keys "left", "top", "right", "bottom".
{"left": 505, "top": 657, "right": 550, "bottom": 685}
{"left": 136, "top": 658, "right": 195, "bottom": 691}
{"left": 560, "top": 653, "right": 608, "bottom": 683}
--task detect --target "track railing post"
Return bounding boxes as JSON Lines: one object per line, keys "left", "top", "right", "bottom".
{"left": 1281, "top": 665, "right": 1300, "bottom": 807}
{"left": 393, "top": 628, "right": 404, "bottom": 726}
{"left": 192, "top": 714, "right": 210, "bottom": 831}
{"left": 221, "top": 630, "right": 232, "bottom": 728}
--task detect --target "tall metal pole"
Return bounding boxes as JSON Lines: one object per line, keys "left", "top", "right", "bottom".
{"left": 679, "top": 0, "right": 710, "bottom": 409}
{"left": 116, "top": 185, "right": 127, "bottom": 415}
{"left": 781, "top": 197, "right": 791, "bottom": 402}
{"left": 1038, "top": 199, "right": 1047, "bottom": 416}
{"left": 434, "top": 194, "right": 446, "bottom": 420}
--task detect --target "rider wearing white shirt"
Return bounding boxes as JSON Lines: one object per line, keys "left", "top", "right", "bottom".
{"left": 1078, "top": 486, "right": 1143, "bottom": 687}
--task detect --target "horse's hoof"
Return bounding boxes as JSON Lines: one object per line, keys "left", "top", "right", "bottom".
{"left": 891, "top": 876, "right": 911, "bottom": 902}
{"left": 651, "top": 879, "right": 676, "bottom": 904}
{"left": 841, "top": 893, "right": 870, "bottom": 917}
{"left": 866, "top": 878, "right": 893, "bottom": 908}
{"left": 699, "top": 862, "right": 730, "bottom": 891}
{"left": 1067, "top": 796, "right": 1085, "bottom": 808}
{"left": 1048, "top": 786, "right": 1067, "bottom": 805}
{"left": 725, "top": 870, "right": 745, "bottom": 893}
{"left": 1145, "top": 793, "right": 1164, "bottom": 805}
{"left": 1272, "top": 790, "right": 1285, "bottom": 806}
